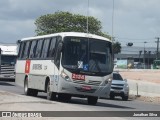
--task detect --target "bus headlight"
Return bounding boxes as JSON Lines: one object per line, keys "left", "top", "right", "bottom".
{"left": 104, "top": 77, "right": 112, "bottom": 85}
{"left": 61, "top": 71, "right": 71, "bottom": 82}
{"left": 108, "top": 77, "right": 112, "bottom": 82}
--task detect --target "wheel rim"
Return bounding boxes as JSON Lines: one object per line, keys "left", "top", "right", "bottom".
{"left": 47, "top": 83, "right": 51, "bottom": 97}
{"left": 24, "top": 80, "right": 28, "bottom": 93}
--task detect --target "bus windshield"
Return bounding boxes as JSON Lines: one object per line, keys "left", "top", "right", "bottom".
{"left": 62, "top": 36, "right": 113, "bottom": 76}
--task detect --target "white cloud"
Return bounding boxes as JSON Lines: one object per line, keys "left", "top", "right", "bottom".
{"left": 0, "top": 19, "right": 35, "bottom": 43}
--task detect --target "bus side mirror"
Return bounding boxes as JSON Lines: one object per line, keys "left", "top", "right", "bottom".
{"left": 54, "top": 42, "right": 63, "bottom": 70}
{"left": 17, "top": 40, "right": 21, "bottom": 44}
{"left": 58, "top": 42, "right": 63, "bottom": 52}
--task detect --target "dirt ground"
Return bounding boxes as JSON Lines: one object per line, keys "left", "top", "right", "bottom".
{"left": 117, "top": 69, "right": 160, "bottom": 103}
{"left": 129, "top": 94, "right": 160, "bottom": 104}
{"left": 118, "top": 70, "right": 160, "bottom": 84}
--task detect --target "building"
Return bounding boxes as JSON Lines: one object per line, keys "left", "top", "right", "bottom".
{"left": 114, "top": 46, "right": 157, "bottom": 69}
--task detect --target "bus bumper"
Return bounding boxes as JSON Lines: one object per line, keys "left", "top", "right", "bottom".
{"left": 56, "top": 78, "right": 111, "bottom": 98}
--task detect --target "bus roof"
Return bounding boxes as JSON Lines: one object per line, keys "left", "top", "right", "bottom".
{"left": 21, "top": 32, "right": 111, "bottom": 42}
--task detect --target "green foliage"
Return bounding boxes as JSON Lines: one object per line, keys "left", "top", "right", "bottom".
{"left": 113, "top": 41, "right": 121, "bottom": 54}
{"left": 35, "top": 11, "right": 121, "bottom": 55}
{"left": 35, "top": 11, "right": 110, "bottom": 39}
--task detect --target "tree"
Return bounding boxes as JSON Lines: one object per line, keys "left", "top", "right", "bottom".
{"left": 35, "top": 11, "right": 121, "bottom": 54}
{"left": 112, "top": 41, "right": 121, "bottom": 54}
{"left": 35, "top": 11, "right": 110, "bottom": 39}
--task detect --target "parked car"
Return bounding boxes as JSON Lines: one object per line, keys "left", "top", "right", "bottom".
{"left": 110, "top": 72, "right": 129, "bottom": 101}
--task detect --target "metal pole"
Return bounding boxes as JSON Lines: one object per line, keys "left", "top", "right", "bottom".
{"left": 136, "top": 83, "right": 138, "bottom": 96}
{"left": 111, "top": 0, "right": 115, "bottom": 41}
{"left": 143, "top": 42, "right": 147, "bottom": 69}
{"left": 87, "top": 0, "right": 89, "bottom": 34}
{"left": 155, "top": 37, "right": 159, "bottom": 59}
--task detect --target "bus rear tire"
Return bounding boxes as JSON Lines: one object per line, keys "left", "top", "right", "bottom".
{"left": 31, "top": 89, "right": 38, "bottom": 96}
{"left": 47, "top": 82, "right": 56, "bottom": 100}
{"left": 87, "top": 96, "right": 98, "bottom": 105}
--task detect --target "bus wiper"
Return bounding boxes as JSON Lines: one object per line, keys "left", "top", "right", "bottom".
{"left": 80, "top": 71, "right": 95, "bottom": 75}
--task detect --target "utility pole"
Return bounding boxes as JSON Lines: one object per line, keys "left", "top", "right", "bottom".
{"left": 111, "top": 0, "right": 115, "bottom": 42}
{"left": 155, "top": 37, "right": 160, "bottom": 59}
{"left": 86, "top": 0, "right": 89, "bottom": 34}
{"left": 143, "top": 42, "right": 147, "bottom": 69}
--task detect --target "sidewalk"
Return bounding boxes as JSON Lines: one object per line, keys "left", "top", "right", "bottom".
{"left": 127, "top": 79, "right": 160, "bottom": 97}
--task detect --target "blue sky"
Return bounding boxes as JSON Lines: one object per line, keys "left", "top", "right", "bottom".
{"left": 0, "top": 0, "right": 159, "bottom": 48}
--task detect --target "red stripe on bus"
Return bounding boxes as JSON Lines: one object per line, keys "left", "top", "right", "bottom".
{"left": 25, "top": 60, "right": 31, "bottom": 74}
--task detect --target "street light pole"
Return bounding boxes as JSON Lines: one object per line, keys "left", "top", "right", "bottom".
{"left": 111, "top": 0, "right": 115, "bottom": 42}
{"left": 143, "top": 41, "right": 147, "bottom": 69}
{"left": 87, "top": 0, "right": 89, "bottom": 34}
{"left": 155, "top": 37, "right": 159, "bottom": 59}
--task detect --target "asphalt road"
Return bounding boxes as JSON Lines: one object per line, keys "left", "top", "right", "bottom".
{"left": 0, "top": 80, "right": 160, "bottom": 120}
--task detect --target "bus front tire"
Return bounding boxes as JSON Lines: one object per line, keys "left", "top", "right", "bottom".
{"left": 47, "top": 82, "right": 56, "bottom": 100}
{"left": 87, "top": 96, "right": 98, "bottom": 105}
{"left": 58, "top": 94, "right": 71, "bottom": 102}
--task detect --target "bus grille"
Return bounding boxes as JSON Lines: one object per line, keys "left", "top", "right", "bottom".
{"left": 73, "top": 80, "right": 101, "bottom": 86}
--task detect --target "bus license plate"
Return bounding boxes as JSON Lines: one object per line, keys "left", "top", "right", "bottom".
{"left": 82, "top": 86, "right": 91, "bottom": 90}
{"left": 72, "top": 73, "right": 85, "bottom": 80}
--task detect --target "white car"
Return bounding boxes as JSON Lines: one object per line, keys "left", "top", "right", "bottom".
{"left": 110, "top": 72, "right": 129, "bottom": 101}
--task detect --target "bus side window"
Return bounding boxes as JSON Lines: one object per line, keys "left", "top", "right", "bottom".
{"left": 18, "top": 42, "right": 24, "bottom": 59}
{"left": 29, "top": 40, "right": 37, "bottom": 59}
{"left": 41, "top": 38, "right": 51, "bottom": 58}
{"left": 47, "top": 37, "right": 56, "bottom": 58}
{"left": 21, "top": 41, "right": 31, "bottom": 59}
{"left": 35, "top": 39, "right": 44, "bottom": 58}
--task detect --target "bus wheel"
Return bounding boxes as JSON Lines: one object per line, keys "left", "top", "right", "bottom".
{"left": 58, "top": 94, "right": 71, "bottom": 102}
{"left": 47, "top": 82, "right": 56, "bottom": 100}
{"left": 31, "top": 89, "right": 38, "bottom": 96}
{"left": 87, "top": 96, "right": 98, "bottom": 105}
{"left": 24, "top": 77, "right": 33, "bottom": 96}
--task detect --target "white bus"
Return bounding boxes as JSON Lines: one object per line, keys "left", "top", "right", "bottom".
{"left": 16, "top": 32, "right": 113, "bottom": 105}
{"left": 0, "top": 44, "right": 17, "bottom": 80}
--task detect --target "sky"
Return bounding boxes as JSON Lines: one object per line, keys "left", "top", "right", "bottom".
{"left": 0, "top": 0, "right": 160, "bottom": 48}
